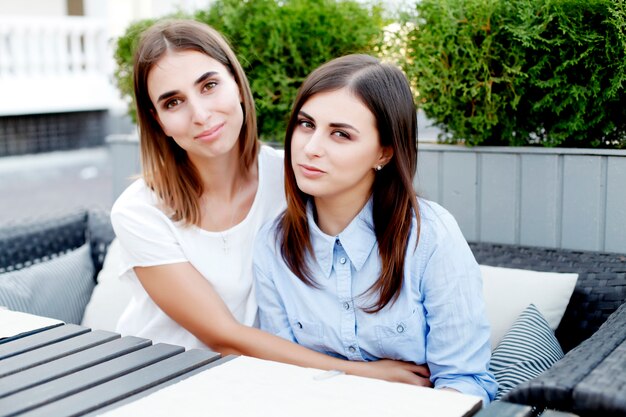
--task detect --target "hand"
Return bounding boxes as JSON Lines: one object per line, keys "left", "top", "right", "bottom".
{"left": 351, "top": 359, "right": 432, "bottom": 387}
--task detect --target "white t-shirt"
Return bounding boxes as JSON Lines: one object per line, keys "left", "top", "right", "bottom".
{"left": 111, "top": 146, "right": 285, "bottom": 350}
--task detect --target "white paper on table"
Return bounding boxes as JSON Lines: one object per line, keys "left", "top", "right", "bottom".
{"left": 99, "top": 356, "right": 482, "bottom": 417}
{"left": 0, "top": 309, "right": 63, "bottom": 340}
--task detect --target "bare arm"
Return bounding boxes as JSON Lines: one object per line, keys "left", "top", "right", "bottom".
{"left": 135, "top": 262, "right": 431, "bottom": 386}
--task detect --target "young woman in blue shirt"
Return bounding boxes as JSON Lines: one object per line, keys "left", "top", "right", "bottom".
{"left": 253, "top": 54, "right": 497, "bottom": 405}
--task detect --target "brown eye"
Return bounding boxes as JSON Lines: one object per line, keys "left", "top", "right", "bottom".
{"left": 165, "top": 98, "right": 182, "bottom": 109}
{"left": 202, "top": 81, "right": 218, "bottom": 92}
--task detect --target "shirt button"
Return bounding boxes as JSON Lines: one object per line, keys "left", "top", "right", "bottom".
{"left": 339, "top": 257, "right": 347, "bottom": 264}
{"left": 296, "top": 322, "right": 303, "bottom": 329}
{"left": 348, "top": 346, "right": 356, "bottom": 353}
{"left": 396, "top": 324, "right": 405, "bottom": 333}
{"left": 343, "top": 302, "right": 350, "bottom": 310}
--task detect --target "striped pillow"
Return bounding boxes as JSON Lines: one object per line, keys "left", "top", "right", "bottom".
{"left": 0, "top": 243, "right": 95, "bottom": 324}
{"left": 489, "top": 303, "right": 564, "bottom": 400}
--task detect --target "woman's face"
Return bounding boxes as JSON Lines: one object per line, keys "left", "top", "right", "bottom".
{"left": 147, "top": 50, "right": 243, "bottom": 163}
{"left": 290, "top": 87, "right": 390, "bottom": 205}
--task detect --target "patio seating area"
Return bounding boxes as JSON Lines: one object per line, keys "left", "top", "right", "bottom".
{"left": 0, "top": 209, "right": 624, "bottom": 416}
{"left": 471, "top": 242, "right": 626, "bottom": 416}
{"left": 1, "top": 1, "right": 624, "bottom": 416}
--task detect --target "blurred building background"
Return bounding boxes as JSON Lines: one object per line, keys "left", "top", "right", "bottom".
{"left": 0, "top": 0, "right": 217, "bottom": 157}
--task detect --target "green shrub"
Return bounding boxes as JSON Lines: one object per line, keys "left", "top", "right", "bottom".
{"left": 400, "top": 0, "right": 626, "bottom": 148}
{"left": 112, "top": 0, "right": 385, "bottom": 142}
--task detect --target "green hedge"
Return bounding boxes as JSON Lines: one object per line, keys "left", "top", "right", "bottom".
{"left": 113, "top": 0, "right": 385, "bottom": 142}
{"left": 401, "top": 0, "right": 626, "bottom": 148}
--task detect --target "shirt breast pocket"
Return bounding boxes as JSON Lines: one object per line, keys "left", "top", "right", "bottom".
{"left": 291, "top": 319, "right": 326, "bottom": 352}
{"left": 375, "top": 309, "right": 425, "bottom": 360}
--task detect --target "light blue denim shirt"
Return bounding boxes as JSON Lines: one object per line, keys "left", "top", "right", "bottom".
{"left": 253, "top": 198, "right": 497, "bottom": 404}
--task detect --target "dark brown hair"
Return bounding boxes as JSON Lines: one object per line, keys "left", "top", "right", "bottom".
{"left": 133, "top": 19, "right": 258, "bottom": 225}
{"left": 279, "top": 54, "right": 420, "bottom": 312}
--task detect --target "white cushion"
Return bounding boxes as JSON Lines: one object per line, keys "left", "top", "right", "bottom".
{"left": 480, "top": 265, "right": 578, "bottom": 349}
{"left": 81, "top": 238, "right": 132, "bottom": 331}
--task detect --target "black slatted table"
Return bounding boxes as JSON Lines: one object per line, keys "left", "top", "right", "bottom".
{"left": 0, "top": 322, "right": 222, "bottom": 417}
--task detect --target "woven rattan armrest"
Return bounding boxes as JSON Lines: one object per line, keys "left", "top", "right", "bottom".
{"left": 505, "top": 303, "right": 626, "bottom": 417}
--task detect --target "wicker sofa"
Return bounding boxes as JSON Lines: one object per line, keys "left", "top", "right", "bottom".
{"left": 0, "top": 210, "right": 115, "bottom": 325}
{"left": 0, "top": 210, "right": 114, "bottom": 278}
{"left": 471, "top": 242, "right": 626, "bottom": 417}
{"left": 1, "top": 211, "right": 624, "bottom": 416}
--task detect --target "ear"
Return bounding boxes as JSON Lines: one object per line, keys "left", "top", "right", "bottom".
{"left": 377, "top": 146, "right": 394, "bottom": 167}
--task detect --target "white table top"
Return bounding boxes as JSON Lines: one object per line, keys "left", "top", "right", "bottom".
{"left": 99, "top": 355, "right": 482, "bottom": 417}
{"left": 0, "top": 309, "right": 62, "bottom": 340}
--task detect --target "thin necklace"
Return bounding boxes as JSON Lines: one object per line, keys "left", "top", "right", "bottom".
{"left": 217, "top": 180, "right": 244, "bottom": 253}
{"left": 220, "top": 209, "right": 236, "bottom": 253}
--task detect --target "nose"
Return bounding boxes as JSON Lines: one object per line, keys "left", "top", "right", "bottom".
{"left": 190, "top": 96, "right": 211, "bottom": 125}
{"left": 303, "top": 129, "right": 324, "bottom": 158}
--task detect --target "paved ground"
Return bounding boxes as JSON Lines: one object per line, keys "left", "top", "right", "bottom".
{"left": 0, "top": 147, "right": 114, "bottom": 226}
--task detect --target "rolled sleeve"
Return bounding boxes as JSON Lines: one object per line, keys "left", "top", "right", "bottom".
{"left": 435, "top": 376, "right": 497, "bottom": 407}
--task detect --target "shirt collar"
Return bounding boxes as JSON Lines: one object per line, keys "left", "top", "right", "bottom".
{"left": 307, "top": 198, "right": 377, "bottom": 278}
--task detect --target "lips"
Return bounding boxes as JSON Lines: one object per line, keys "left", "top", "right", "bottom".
{"left": 298, "top": 163, "right": 326, "bottom": 178}
{"left": 194, "top": 122, "right": 225, "bottom": 142}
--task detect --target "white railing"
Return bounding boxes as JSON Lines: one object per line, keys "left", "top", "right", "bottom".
{"left": 0, "top": 16, "right": 119, "bottom": 116}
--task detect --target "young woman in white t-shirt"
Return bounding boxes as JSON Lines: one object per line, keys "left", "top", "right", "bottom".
{"left": 111, "top": 19, "right": 430, "bottom": 386}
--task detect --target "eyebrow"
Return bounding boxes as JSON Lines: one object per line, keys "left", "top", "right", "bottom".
{"left": 156, "top": 71, "right": 219, "bottom": 103}
{"left": 299, "top": 110, "right": 360, "bottom": 134}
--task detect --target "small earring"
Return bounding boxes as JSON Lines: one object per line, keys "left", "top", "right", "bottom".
{"left": 375, "top": 164, "right": 383, "bottom": 171}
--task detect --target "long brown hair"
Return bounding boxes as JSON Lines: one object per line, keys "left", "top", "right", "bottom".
{"left": 279, "top": 54, "right": 420, "bottom": 313}
{"left": 133, "top": 19, "right": 258, "bottom": 225}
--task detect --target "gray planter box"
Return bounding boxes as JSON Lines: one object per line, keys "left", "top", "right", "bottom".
{"left": 416, "top": 144, "right": 626, "bottom": 254}
{"left": 106, "top": 133, "right": 140, "bottom": 202}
